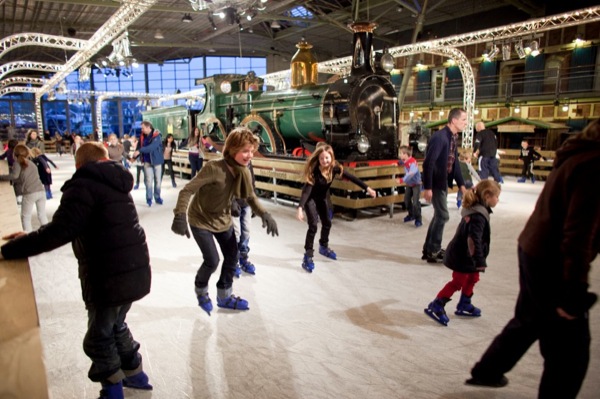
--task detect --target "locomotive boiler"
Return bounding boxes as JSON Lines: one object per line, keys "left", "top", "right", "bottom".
{"left": 184, "top": 21, "right": 399, "bottom": 163}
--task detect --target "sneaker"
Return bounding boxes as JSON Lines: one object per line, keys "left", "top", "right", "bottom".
{"left": 465, "top": 375, "right": 509, "bottom": 388}
{"left": 155, "top": 198, "right": 163, "bottom": 205}
{"left": 133, "top": 184, "right": 139, "bottom": 190}
{"left": 197, "top": 293, "right": 213, "bottom": 316}
{"left": 517, "top": 177, "right": 526, "bottom": 183}
{"left": 240, "top": 258, "right": 256, "bottom": 274}
{"left": 403, "top": 215, "right": 415, "bottom": 223}
{"left": 415, "top": 220, "right": 423, "bottom": 227}
{"left": 217, "top": 295, "right": 249, "bottom": 310}
{"left": 319, "top": 245, "right": 337, "bottom": 260}
{"left": 123, "top": 371, "right": 153, "bottom": 390}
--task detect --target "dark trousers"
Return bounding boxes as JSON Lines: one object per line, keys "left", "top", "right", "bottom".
{"left": 471, "top": 247, "right": 590, "bottom": 399}
{"left": 479, "top": 156, "right": 503, "bottom": 182}
{"left": 189, "top": 154, "right": 204, "bottom": 177}
{"left": 404, "top": 185, "right": 421, "bottom": 221}
{"left": 83, "top": 303, "right": 142, "bottom": 383}
{"left": 303, "top": 198, "right": 331, "bottom": 257}
{"left": 162, "top": 159, "right": 176, "bottom": 184}
{"left": 521, "top": 160, "right": 534, "bottom": 179}
{"left": 190, "top": 225, "right": 238, "bottom": 292}
{"left": 135, "top": 165, "right": 144, "bottom": 186}
{"left": 423, "top": 188, "right": 449, "bottom": 255}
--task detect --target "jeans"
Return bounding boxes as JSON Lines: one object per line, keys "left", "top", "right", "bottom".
{"left": 21, "top": 190, "right": 48, "bottom": 232}
{"left": 471, "top": 247, "right": 590, "bottom": 399}
{"left": 423, "top": 188, "right": 449, "bottom": 254}
{"left": 189, "top": 154, "right": 204, "bottom": 177}
{"left": 83, "top": 303, "right": 143, "bottom": 383}
{"left": 143, "top": 163, "right": 162, "bottom": 202}
{"left": 303, "top": 197, "right": 331, "bottom": 257}
{"left": 233, "top": 204, "right": 251, "bottom": 258}
{"left": 479, "top": 157, "right": 503, "bottom": 182}
{"left": 190, "top": 225, "right": 238, "bottom": 298}
{"left": 404, "top": 185, "right": 421, "bottom": 221}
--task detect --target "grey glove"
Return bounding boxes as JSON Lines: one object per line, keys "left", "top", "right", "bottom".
{"left": 171, "top": 213, "right": 190, "bottom": 238}
{"left": 261, "top": 212, "right": 278, "bottom": 236}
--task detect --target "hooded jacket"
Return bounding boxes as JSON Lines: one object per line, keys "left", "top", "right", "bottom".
{"left": 1, "top": 160, "right": 151, "bottom": 307}
{"left": 518, "top": 136, "right": 600, "bottom": 316}
{"left": 443, "top": 203, "right": 492, "bottom": 273}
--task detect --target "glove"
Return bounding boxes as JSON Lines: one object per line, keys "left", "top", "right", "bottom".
{"left": 171, "top": 213, "right": 190, "bottom": 238}
{"left": 231, "top": 198, "right": 241, "bottom": 217}
{"left": 261, "top": 212, "right": 278, "bottom": 237}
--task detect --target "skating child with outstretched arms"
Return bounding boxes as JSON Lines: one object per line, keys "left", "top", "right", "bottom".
{"left": 424, "top": 179, "right": 501, "bottom": 326}
{"left": 296, "top": 144, "right": 376, "bottom": 272}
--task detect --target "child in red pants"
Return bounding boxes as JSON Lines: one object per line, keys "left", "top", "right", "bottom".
{"left": 424, "top": 180, "right": 501, "bottom": 326}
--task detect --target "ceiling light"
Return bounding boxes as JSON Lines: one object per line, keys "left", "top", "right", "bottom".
{"left": 182, "top": 13, "right": 193, "bottom": 23}
{"left": 502, "top": 43, "right": 511, "bottom": 61}
{"left": 483, "top": 44, "right": 499, "bottom": 61}
{"left": 271, "top": 20, "right": 281, "bottom": 29}
{"left": 514, "top": 105, "right": 520, "bottom": 113}
{"left": 562, "top": 104, "right": 569, "bottom": 112}
{"left": 154, "top": 29, "right": 164, "bottom": 40}
{"left": 573, "top": 33, "right": 585, "bottom": 46}
{"left": 515, "top": 40, "right": 527, "bottom": 59}
{"left": 473, "top": 108, "right": 480, "bottom": 115}
{"left": 529, "top": 40, "right": 540, "bottom": 57}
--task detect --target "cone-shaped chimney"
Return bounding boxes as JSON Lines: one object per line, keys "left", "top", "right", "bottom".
{"left": 349, "top": 22, "right": 378, "bottom": 76}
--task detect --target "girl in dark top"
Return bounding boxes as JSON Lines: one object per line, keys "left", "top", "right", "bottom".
{"left": 296, "top": 144, "right": 376, "bottom": 272}
{"left": 424, "top": 179, "right": 501, "bottom": 326}
{"left": 30, "top": 147, "right": 58, "bottom": 199}
{"left": 162, "top": 133, "right": 177, "bottom": 188}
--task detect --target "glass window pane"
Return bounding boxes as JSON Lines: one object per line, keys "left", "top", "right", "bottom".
{"left": 189, "top": 57, "right": 204, "bottom": 71}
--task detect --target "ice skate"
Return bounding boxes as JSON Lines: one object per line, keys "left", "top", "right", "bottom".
{"left": 240, "top": 257, "right": 256, "bottom": 274}
{"left": 217, "top": 295, "right": 249, "bottom": 310}
{"left": 403, "top": 215, "right": 414, "bottom": 223}
{"left": 517, "top": 177, "right": 526, "bottom": 183}
{"left": 465, "top": 375, "right": 509, "bottom": 388}
{"left": 424, "top": 298, "right": 449, "bottom": 326}
{"left": 454, "top": 294, "right": 481, "bottom": 317}
{"left": 197, "top": 293, "right": 213, "bottom": 316}
{"left": 123, "top": 371, "right": 153, "bottom": 390}
{"left": 98, "top": 381, "right": 124, "bottom": 399}
{"left": 319, "top": 245, "right": 337, "bottom": 260}
{"left": 302, "top": 254, "right": 315, "bottom": 273}
{"left": 234, "top": 266, "right": 242, "bottom": 278}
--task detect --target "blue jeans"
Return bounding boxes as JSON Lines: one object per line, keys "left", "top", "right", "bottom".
{"left": 83, "top": 303, "right": 143, "bottom": 383}
{"left": 143, "top": 163, "right": 162, "bottom": 202}
{"left": 190, "top": 225, "right": 238, "bottom": 297}
{"left": 404, "top": 185, "right": 421, "bottom": 221}
{"left": 189, "top": 154, "right": 204, "bottom": 177}
{"left": 233, "top": 204, "right": 251, "bottom": 258}
{"left": 423, "top": 188, "right": 449, "bottom": 254}
{"left": 479, "top": 157, "right": 503, "bottom": 182}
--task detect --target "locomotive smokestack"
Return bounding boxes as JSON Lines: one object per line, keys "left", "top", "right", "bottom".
{"left": 348, "top": 22, "right": 378, "bottom": 76}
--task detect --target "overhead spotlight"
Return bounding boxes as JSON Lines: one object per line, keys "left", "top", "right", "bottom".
{"left": 529, "top": 40, "right": 540, "bottom": 57}
{"left": 573, "top": 33, "right": 585, "bottom": 46}
{"left": 502, "top": 43, "right": 511, "bottom": 61}
{"left": 515, "top": 40, "right": 527, "bottom": 59}
{"left": 154, "top": 29, "right": 164, "bottom": 40}
{"left": 483, "top": 44, "right": 499, "bottom": 61}
{"left": 247, "top": 27, "right": 253, "bottom": 33}
{"left": 514, "top": 105, "right": 521, "bottom": 113}
{"left": 182, "top": 13, "right": 193, "bottom": 23}
{"left": 271, "top": 20, "right": 281, "bottom": 29}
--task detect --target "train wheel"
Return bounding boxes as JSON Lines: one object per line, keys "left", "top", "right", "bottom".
{"left": 241, "top": 115, "right": 283, "bottom": 155}
{"left": 205, "top": 117, "right": 227, "bottom": 141}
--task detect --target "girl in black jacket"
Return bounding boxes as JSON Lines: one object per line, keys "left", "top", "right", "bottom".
{"left": 425, "top": 180, "right": 501, "bottom": 326}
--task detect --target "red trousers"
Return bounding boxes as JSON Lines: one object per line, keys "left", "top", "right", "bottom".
{"left": 438, "top": 271, "right": 480, "bottom": 299}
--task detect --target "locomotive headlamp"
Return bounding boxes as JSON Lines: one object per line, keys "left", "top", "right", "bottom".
{"left": 380, "top": 53, "right": 395, "bottom": 73}
{"left": 356, "top": 134, "right": 370, "bottom": 154}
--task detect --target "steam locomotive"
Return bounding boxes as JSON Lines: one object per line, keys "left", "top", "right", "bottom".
{"left": 143, "top": 22, "right": 399, "bottom": 164}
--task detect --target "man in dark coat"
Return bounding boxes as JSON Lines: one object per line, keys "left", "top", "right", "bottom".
{"left": 421, "top": 108, "right": 467, "bottom": 263}
{"left": 473, "top": 121, "right": 503, "bottom": 183}
{"left": 0, "top": 142, "right": 153, "bottom": 399}
{"left": 466, "top": 119, "right": 600, "bottom": 399}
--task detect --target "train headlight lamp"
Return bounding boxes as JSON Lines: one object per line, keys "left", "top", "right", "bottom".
{"left": 356, "top": 135, "right": 370, "bottom": 154}
{"left": 380, "top": 53, "right": 395, "bottom": 73}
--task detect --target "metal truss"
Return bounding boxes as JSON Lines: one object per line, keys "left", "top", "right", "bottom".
{"left": 0, "top": 61, "right": 63, "bottom": 80}
{"left": 94, "top": 90, "right": 163, "bottom": 137}
{"left": 0, "top": 77, "right": 45, "bottom": 90}
{"left": 0, "top": 33, "right": 87, "bottom": 60}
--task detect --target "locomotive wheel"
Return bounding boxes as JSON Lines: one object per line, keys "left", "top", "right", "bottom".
{"left": 205, "top": 117, "right": 227, "bottom": 141}
{"left": 241, "top": 115, "right": 283, "bottom": 155}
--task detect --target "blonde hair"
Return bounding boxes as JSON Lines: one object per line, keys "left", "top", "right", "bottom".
{"left": 222, "top": 127, "right": 259, "bottom": 161}
{"left": 462, "top": 180, "right": 501, "bottom": 209}
{"left": 13, "top": 144, "right": 32, "bottom": 169}
{"left": 75, "top": 142, "right": 109, "bottom": 168}
{"left": 302, "top": 144, "right": 340, "bottom": 184}
{"left": 30, "top": 147, "right": 42, "bottom": 157}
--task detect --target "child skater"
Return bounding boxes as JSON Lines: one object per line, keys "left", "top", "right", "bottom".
{"left": 30, "top": 147, "right": 58, "bottom": 199}
{"left": 232, "top": 160, "right": 257, "bottom": 277}
{"left": 457, "top": 151, "right": 480, "bottom": 208}
{"left": 0, "top": 142, "right": 152, "bottom": 399}
{"left": 171, "top": 127, "right": 278, "bottom": 315}
{"left": 296, "top": 144, "right": 376, "bottom": 272}
{"left": 517, "top": 139, "right": 546, "bottom": 183}
{"left": 398, "top": 145, "right": 422, "bottom": 227}
{"left": 424, "top": 179, "right": 501, "bottom": 326}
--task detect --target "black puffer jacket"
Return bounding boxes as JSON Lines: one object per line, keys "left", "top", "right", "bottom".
{"left": 1, "top": 160, "right": 151, "bottom": 307}
{"left": 443, "top": 203, "right": 492, "bottom": 273}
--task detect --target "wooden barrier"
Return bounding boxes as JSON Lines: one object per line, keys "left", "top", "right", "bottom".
{"left": 0, "top": 163, "right": 49, "bottom": 398}
{"left": 43, "top": 139, "right": 71, "bottom": 154}
{"left": 498, "top": 148, "right": 555, "bottom": 179}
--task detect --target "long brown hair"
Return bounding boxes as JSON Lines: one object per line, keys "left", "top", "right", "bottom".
{"left": 462, "top": 180, "right": 501, "bottom": 208}
{"left": 302, "top": 144, "right": 340, "bottom": 184}
{"left": 13, "top": 144, "right": 32, "bottom": 169}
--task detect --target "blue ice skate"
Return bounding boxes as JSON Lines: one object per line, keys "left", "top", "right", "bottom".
{"left": 302, "top": 254, "right": 315, "bottom": 273}
{"left": 197, "top": 293, "right": 213, "bottom": 316}
{"left": 217, "top": 295, "right": 249, "bottom": 311}
{"left": 240, "top": 257, "right": 256, "bottom": 274}
{"left": 234, "top": 266, "right": 242, "bottom": 278}
{"left": 319, "top": 245, "right": 337, "bottom": 260}
{"left": 123, "top": 371, "right": 153, "bottom": 390}
{"left": 455, "top": 294, "right": 481, "bottom": 317}
{"left": 424, "top": 298, "right": 449, "bottom": 326}
{"left": 98, "top": 381, "right": 124, "bottom": 399}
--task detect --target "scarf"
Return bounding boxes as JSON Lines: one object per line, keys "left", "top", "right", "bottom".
{"left": 225, "top": 156, "right": 253, "bottom": 199}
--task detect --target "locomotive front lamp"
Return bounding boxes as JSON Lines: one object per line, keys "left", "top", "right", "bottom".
{"left": 356, "top": 134, "right": 370, "bottom": 154}
{"left": 380, "top": 53, "right": 395, "bottom": 73}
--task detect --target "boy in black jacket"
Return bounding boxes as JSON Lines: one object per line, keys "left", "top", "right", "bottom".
{"left": 517, "top": 139, "right": 546, "bottom": 183}
{"left": 0, "top": 142, "right": 152, "bottom": 399}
